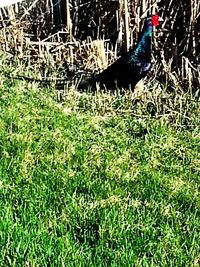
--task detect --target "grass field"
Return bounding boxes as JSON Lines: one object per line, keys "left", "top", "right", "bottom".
{"left": 0, "top": 68, "right": 199, "bottom": 266}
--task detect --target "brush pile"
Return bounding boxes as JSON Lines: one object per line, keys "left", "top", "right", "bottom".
{"left": 0, "top": 0, "right": 199, "bottom": 90}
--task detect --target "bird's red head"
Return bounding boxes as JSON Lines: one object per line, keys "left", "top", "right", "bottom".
{"left": 151, "top": 14, "right": 161, "bottom": 27}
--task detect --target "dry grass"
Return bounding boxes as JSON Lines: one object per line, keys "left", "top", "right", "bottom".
{"left": 0, "top": 0, "right": 199, "bottom": 90}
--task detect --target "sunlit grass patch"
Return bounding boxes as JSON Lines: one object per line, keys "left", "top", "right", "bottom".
{"left": 0, "top": 69, "right": 199, "bottom": 266}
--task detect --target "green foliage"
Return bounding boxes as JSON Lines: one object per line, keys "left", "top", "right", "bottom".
{"left": 0, "top": 70, "right": 199, "bottom": 266}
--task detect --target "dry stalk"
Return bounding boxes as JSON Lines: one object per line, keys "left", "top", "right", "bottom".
{"left": 0, "top": 0, "right": 199, "bottom": 90}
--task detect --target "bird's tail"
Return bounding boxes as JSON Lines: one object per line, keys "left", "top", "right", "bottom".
{"left": 77, "top": 73, "right": 99, "bottom": 92}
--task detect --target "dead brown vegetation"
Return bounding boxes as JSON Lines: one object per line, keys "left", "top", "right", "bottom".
{"left": 0, "top": 0, "right": 199, "bottom": 90}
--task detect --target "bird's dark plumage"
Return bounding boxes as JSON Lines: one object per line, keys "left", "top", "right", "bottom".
{"left": 79, "top": 14, "right": 161, "bottom": 91}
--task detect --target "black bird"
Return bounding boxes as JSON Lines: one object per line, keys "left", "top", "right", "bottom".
{"left": 79, "top": 14, "right": 162, "bottom": 91}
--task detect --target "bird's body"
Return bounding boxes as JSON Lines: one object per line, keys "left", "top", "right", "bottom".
{"left": 79, "top": 14, "right": 161, "bottom": 91}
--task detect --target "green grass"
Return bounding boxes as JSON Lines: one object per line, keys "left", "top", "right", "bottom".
{"left": 0, "top": 69, "right": 199, "bottom": 266}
